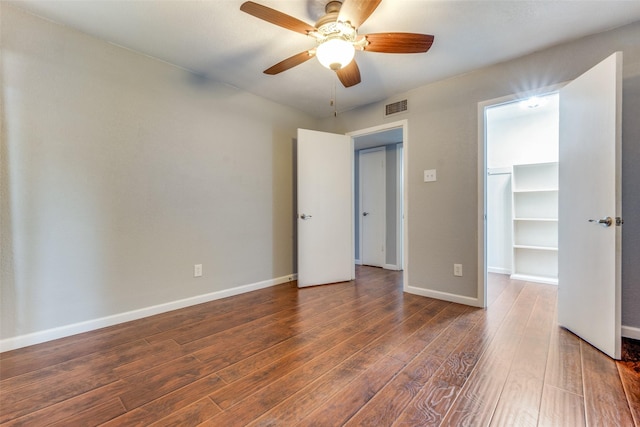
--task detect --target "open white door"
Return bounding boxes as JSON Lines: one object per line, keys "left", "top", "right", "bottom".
{"left": 558, "top": 52, "right": 622, "bottom": 359}
{"left": 297, "top": 129, "right": 354, "bottom": 287}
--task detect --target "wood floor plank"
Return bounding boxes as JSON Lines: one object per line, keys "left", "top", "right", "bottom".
{"left": 618, "top": 338, "right": 640, "bottom": 426}
{"left": 296, "top": 355, "right": 407, "bottom": 427}
{"left": 147, "top": 279, "right": 365, "bottom": 346}
{"left": 390, "top": 270, "right": 529, "bottom": 426}
{"left": 581, "top": 340, "right": 635, "bottom": 426}
{"left": 118, "top": 355, "right": 218, "bottom": 410}
{"left": 0, "top": 321, "right": 163, "bottom": 380}
{"left": 246, "top": 300, "right": 449, "bottom": 426}
{"left": 143, "top": 284, "right": 293, "bottom": 338}
{"left": 185, "top": 286, "right": 403, "bottom": 365}
{"left": 343, "top": 304, "right": 473, "bottom": 426}
{"left": 193, "top": 288, "right": 404, "bottom": 374}
{"left": 295, "top": 300, "right": 454, "bottom": 427}
{"left": 214, "top": 290, "right": 392, "bottom": 383}
{"left": 488, "top": 285, "right": 556, "bottom": 427}
{"left": 544, "top": 321, "right": 584, "bottom": 396}
{"left": 101, "top": 374, "right": 224, "bottom": 426}
{"left": 148, "top": 397, "right": 220, "bottom": 427}
{"left": 1, "top": 380, "right": 129, "bottom": 427}
{"left": 202, "top": 296, "right": 432, "bottom": 425}
{"left": 438, "top": 283, "right": 541, "bottom": 426}
{"left": 207, "top": 292, "right": 423, "bottom": 412}
{"left": 618, "top": 362, "right": 640, "bottom": 426}
{"left": 538, "top": 384, "right": 586, "bottom": 427}
{"left": 0, "top": 361, "right": 119, "bottom": 424}
{"left": 48, "top": 398, "right": 126, "bottom": 427}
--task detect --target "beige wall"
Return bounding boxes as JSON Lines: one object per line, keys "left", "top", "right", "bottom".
{"left": 319, "top": 22, "right": 640, "bottom": 330}
{"left": 0, "top": 5, "right": 317, "bottom": 345}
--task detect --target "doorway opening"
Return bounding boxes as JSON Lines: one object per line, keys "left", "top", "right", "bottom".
{"left": 349, "top": 121, "right": 406, "bottom": 276}
{"left": 482, "top": 92, "right": 560, "bottom": 304}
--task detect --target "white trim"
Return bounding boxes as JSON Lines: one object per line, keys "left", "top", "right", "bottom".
{"left": 0, "top": 274, "right": 297, "bottom": 352}
{"left": 404, "top": 285, "right": 483, "bottom": 307}
{"left": 383, "top": 263, "right": 400, "bottom": 271}
{"left": 487, "top": 267, "right": 511, "bottom": 275}
{"left": 396, "top": 144, "right": 404, "bottom": 271}
{"left": 622, "top": 325, "right": 640, "bottom": 340}
{"left": 355, "top": 259, "right": 362, "bottom": 265}
{"left": 478, "top": 100, "right": 488, "bottom": 308}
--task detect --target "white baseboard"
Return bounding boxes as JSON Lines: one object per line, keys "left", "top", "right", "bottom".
{"left": 622, "top": 325, "right": 640, "bottom": 341}
{"left": 0, "top": 273, "right": 297, "bottom": 353}
{"left": 404, "top": 285, "right": 483, "bottom": 308}
{"left": 383, "top": 264, "right": 401, "bottom": 271}
{"left": 488, "top": 267, "right": 511, "bottom": 275}
{"left": 510, "top": 273, "right": 558, "bottom": 286}
{"left": 355, "top": 259, "right": 362, "bottom": 265}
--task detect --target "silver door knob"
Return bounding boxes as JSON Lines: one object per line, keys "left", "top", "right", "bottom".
{"left": 588, "top": 217, "right": 612, "bottom": 227}
{"left": 363, "top": 212, "right": 369, "bottom": 216}
{"left": 300, "top": 214, "right": 312, "bottom": 220}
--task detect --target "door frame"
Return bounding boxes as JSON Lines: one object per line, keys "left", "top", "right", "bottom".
{"left": 358, "top": 147, "right": 386, "bottom": 268}
{"left": 348, "top": 119, "right": 407, "bottom": 282}
{"left": 477, "top": 84, "right": 564, "bottom": 308}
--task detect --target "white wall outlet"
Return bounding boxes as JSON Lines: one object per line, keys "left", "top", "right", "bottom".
{"left": 424, "top": 169, "right": 437, "bottom": 182}
{"left": 194, "top": 264, "right": 203, "bottom": 277}
{"left": 454, "top": 264, "right": 463, "bottom": 277}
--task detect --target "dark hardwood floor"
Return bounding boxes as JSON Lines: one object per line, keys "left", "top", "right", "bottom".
{"left": 1, "top": 267, "right": 638, "bottom": 426}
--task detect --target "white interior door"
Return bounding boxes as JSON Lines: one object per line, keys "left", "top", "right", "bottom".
{"left": 360, "top": 148, "right": 386, "bottom": 267}
{"left": 558, "top": 52, "right": 622, "bottom": 359}
{"left": 297, "top": 129, "right": 354, "bottom": 287}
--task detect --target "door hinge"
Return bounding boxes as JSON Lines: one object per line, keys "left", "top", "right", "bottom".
{"left": 616, "top": 217, "right": 624, "bottom": 226}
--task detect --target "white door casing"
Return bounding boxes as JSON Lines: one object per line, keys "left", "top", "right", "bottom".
{"left": 359, "top": 147, "right": 386, "bottom": 267}
{"left": 557, "top": 52, "right": 622, "bottom": 359}
{"left": 297, "top": 129, "right": 354, "bottom": 287}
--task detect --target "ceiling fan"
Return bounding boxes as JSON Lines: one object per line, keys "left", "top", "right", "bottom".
{"left": 240, "top": 0, "right": 434, "bottom": 87}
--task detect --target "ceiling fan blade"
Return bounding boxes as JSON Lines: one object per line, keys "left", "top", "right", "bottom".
{"left": 336, "top": 59, "right": 361, "bottom": 88}
{"left": 338, "top": 0, "right": 382, "bottom": 30}
{"left": 264, "top": 50, "right": 316, "bottom": 75}
{"left": 240, "top": 1, "right": 316, "bottom": 35}
{"left": 364, "top": 33, "right": 434, "bottom": 53}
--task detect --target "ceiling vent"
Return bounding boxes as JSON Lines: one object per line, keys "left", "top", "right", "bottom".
{"left": 385, "top": 99, "right": 408, "bottom": 116}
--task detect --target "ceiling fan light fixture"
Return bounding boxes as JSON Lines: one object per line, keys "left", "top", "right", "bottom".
{"left": 316, "top": 38, "right": 355, "bottom": 70}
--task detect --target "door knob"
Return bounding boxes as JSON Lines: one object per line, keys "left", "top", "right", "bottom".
{"left": 300, "top": 214, "right": 312, "bottom": 220}
{"left": 588, "top": 217, "right": 613, "bottom": 227}
{"left": 363, "top": 212, "right": 369, "bottom": 216}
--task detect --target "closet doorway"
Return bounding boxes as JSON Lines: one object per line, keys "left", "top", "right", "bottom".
{"left": 485, "top": 93, "right": 560, "bottom": 295}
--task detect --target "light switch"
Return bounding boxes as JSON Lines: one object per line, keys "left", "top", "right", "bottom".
{"left": 424, "top": 169, "right": 437, "bottom": 182}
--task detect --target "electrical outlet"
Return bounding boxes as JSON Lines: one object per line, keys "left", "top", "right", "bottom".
{"left": 424, "top": 169, "right": 437, "bottom": 182}
{"left": 194, "top": 264, "right": 202, "bottom": 277}
{"left": 454, "top": 264, "right": 463, "bottom": 277}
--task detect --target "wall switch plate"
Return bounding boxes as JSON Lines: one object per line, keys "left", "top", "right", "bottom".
{"left": 194, "top": 264, "right": 203, "bottom": 277}
{"left": 454, "top": 264, "right": 463, "bottom": 277}
{"left": 424, "top": 169, "right": 437, "bottom": 182}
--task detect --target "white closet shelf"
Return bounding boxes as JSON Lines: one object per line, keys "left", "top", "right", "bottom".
{"left": 514, "top": 245, "right": 558, "bottom": 251}
{"left": 510, "top": 274, "right": 558, "bottom": 285}
{"left": 513, "top": 188, "right": 558, "bottom": 193}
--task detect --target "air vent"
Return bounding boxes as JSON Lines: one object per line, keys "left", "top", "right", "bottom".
{"left": 385, "top": 99, "right": 408, "bottom": 116}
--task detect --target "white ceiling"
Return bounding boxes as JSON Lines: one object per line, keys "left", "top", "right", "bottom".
{"left": 9, "top": 0, "right": 640, "bottom": 119}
